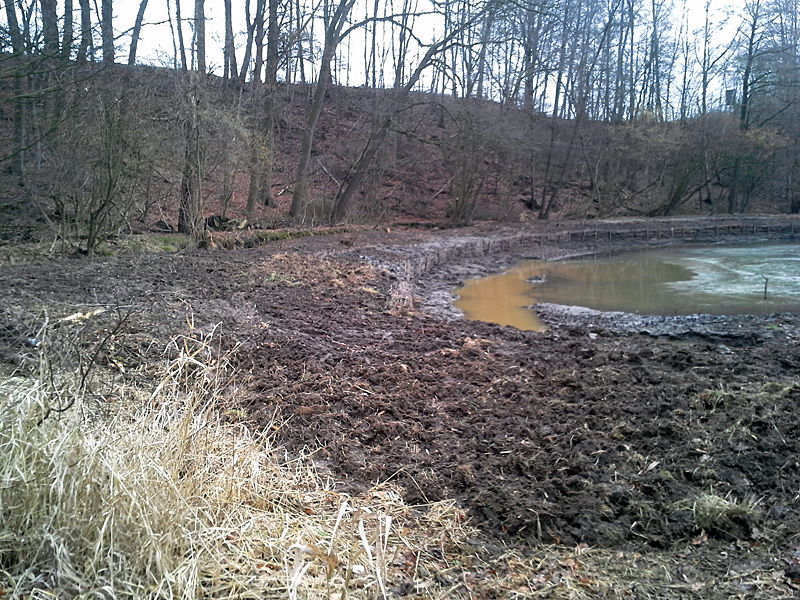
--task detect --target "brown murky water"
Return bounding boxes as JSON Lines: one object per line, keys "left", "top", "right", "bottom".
{"left": 454, "top": 245, "right": 800, "bottom": 331}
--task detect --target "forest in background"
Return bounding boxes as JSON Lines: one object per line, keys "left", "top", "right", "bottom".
{"left": 0, "top": 0, "right": 799, "bottom": 256}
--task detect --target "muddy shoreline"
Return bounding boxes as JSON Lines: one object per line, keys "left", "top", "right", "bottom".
{"left": 2, "top": 216, "right": 800, "bottom": 598}
{"left": 409, "top": 215, "right": 800, "bottom": 336}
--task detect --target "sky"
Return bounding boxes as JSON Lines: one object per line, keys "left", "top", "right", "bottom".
{"left": 115, "top": 0, "right": 746, "bottom": 74}
{"left": 45, "top": 0, "right": 749, "bottom": 103}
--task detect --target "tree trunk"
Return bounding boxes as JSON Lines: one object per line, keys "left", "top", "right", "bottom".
{"left": 266, "top": 0, "right": 280, "bottom": 83}
{"left": 522, "top": 7, "right": 540, "bottom": 112}
{"left": 290, "top": 0, "right": 357, "bottom": 221}
{"left": 249, "top": 0, "right": 280, "bottom": 210}
{"left": 174, "top": 0, "right": 188, "bottom": 70}
{"left": 195, "top": 0, "right": 206, "bottom": 73}
{"left": 4, "top": 2, "right": 23, "bottom": 56}
{"left": 253, "top": 0, "right": 266, "bottom": 82}
{"left": 62, "top": 0, "right": 74, "bottom": 58}
{"left": 290, "top": 56, "right": 333, "bottom": 219}
{"left": 178, "top": 83, "right": 204, "bottom": 235}
{"left": 245, "top": 90, "right": 276, "bottom": 216}
{"left": 475, "top": 6, "right": 496, "bottom": 99}
{"left": 78, "top": 0, "right": 91, "bottom": 62}
{"left": 102, "top": 0, "right": 114, "bottom": 63}
{"left": 4, "top": 0, "right": 25, "bottom": 176}
{"left": 223, "top": 0, "right": 237, "bottom": 84}
{"left": 239, "top": 0, "right": 259, "bottom": 82}
{"left": 129, "top": 0, "right": 149, "bottom": 65}
{"left": 539, "top": 3, "right": 570, "bottom": 219}
{"left": 296, "top": 0, "right": 306, "bottom": 83}
{"left": 41, "top": 0, "right": 59, "bottom": 56}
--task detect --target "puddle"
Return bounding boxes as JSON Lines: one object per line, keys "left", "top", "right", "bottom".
{"left": 453, "top": 244, "right": 800, "bottom": 331}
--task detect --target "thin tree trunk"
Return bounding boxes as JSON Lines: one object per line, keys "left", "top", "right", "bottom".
{"left": 539, "top": 2, "right": 570, "bottom": 219}
{"left": 223, "top": 0, "right": 237, "bottom": 84}
{"left": 167, "top": 0, "right": 178, "bottom": 69}
{"left": 628, "top": 0, "right": 635, "bottom": 119}
{"left": 4, "top": 0, "right": 25, "bottom": 176}
{"left": 523, "top": 7, "right": 539, "bottom": 111}
{"left": 296, "top": 0, "right": 306, "bottom": 82}
{"left": 290, "top": 56, "right": 334, "bottom": 219}
{"left": 290, "top": 0, "right": 357, "bottom": 220}
{"left": 256, "top": 0, "right": 280, "bottom": 205}
{"left": 331, "top": 36, "right": 462, "bottom": 222}
{"left": 239, "top": 0, "right": 256, "bottom": 82}
{"left": 178, "top": 81, "right": 203, "bottom": 235}
{"left": 475, "top": 5, "right": 495, "bottom": 99}
{"left": 175, "top": 0, "right": 188, "bottom": 70}
{"left": 253, "top": 0, "right": 266, "bottom": 82}
{"left": 245, "top": 91, "right": 276, "bottom": 215}
{"left": 129, "top": 0, "right": 150, "bottom": 65}
{"left": 195, "top": 0, "right": 206, "bottom": 73}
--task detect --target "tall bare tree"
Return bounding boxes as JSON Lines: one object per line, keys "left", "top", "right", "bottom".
{"left": 195, "top": 0, "right": 206, "bottom": 72}
{"left": 129, "top": 0, "right": 150, "bottom": 65}
{"left": 78, "top": 0, "right": 92, "bottom": 62}
{"left": 223, "top": 0, "right": 238, "bottom": 84}
{"left": 289, "top": 0, "right": 358, "bottom": 220}
{"left": 62, "top": 0, "right": 74, "bottom": 58}
{"left": 173, "top": 0, "right": 188, "bottom": 70}
{"left": 41, "top": 0, "right": 59, "bottom": 56}
{"left": 178, "top": 79, "right": 203, "bottom": 234}
{"left": 4, "top": 0, "right": 25, "bottom": 175}
{"left": 102, "top": 0, "right": 114, "bottom": 63}
{"left": 331, "top": 32, "right": 470, "bottom": 221}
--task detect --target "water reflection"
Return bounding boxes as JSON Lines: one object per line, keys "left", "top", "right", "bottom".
{"left": 453, "top": 244, "right": 800, "bottom": 331}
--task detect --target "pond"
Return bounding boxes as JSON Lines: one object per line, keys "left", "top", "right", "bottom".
{"left": 453, "top": 244, "right": 800, "bottom": 331}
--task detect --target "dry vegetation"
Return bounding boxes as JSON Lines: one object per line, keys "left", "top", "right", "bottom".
{"left": 0, "top": 323, "right": 477, "bottom": 598}
{"left": 2, "top": 305, "right": 798, "bottom": 599}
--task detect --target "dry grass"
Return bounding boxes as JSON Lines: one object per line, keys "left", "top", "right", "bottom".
{"left": 0, "top": 326, "right": 475, "bottom": 599}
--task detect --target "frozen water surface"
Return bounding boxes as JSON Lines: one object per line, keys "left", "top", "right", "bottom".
{"left": 454, "top": 243, "right": 800, "bottom": 330}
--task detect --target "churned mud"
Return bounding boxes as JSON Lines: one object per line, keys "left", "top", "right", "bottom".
{"left": 2, "top": 216, "right": 800, "bottom": 597}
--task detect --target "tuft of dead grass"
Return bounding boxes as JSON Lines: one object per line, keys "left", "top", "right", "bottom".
{"left": 0, "top": 326, "right": 475, "bottom": 599}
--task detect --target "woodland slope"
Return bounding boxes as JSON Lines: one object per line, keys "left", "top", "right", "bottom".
{"left": 1, "top": 62, "right": 799, "bottom": 258}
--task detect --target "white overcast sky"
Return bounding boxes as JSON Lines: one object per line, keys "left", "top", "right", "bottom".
{"left": 110, "top": 0, "right": 746, "bottom": 75}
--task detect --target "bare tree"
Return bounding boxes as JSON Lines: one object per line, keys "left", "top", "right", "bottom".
{"left": 223, "top": 0, "right": 238, "bottom": 84}
{"left": 239, "top": 0, "right": 262, "bottom": 82}
{"left": 331, "top": 30, "right": 472, "bottom": 222}
{"left": 102, "top": 0, "right": 114, "bottom": 63}
{"left": 78, "top": 0, "right": 92, "bottom": 62}
{"left": 129, "top": 0, "right": 150, "bottom": 65}
{"left": 178, "top": 80, "right": 203, "bottom": 235}
{"left": 62, "top": 0, "right": 74, "bottom": 58}
{"left": 41, "top": 0, "right": 59, "bottom": 56}
{"left": 4, "top": 0, "right": 25, "bottom": 175}
{"left": 289, "top": 0, "right": 358, "bottom": 221}
{"left": 174, "top": 0, "right": 188, "bottom": 70}
{"left": 195, "top": 0, "right": 206, "bottom": 73}
{"left": 245, "top": 0, "right": 280, "bottom": 217}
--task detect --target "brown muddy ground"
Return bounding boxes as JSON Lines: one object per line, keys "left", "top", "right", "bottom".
{"left": 2, "top": 220, "right": 800, "bottom": 597}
